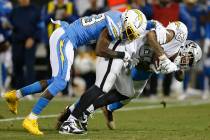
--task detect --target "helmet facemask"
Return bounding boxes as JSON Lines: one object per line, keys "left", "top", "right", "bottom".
{"left": 125, "top": 24, "right": 140, "bottom": 41}
{"left": 174, "top": 41, "right": 201, "bottom": 70}
{"left": 175, "top": 49, "right": 194, "bottom": 70}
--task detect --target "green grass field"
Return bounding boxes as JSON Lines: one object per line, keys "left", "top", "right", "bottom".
{"left": 0, "top": 98, "right": 210, "bottom": 140}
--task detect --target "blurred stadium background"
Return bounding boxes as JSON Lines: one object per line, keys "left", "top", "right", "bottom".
{"left": 0, "top": 0, "right": 210, "bottom": 139}
{"left": 0, "top": 0, "right": 210, "bottom": 99}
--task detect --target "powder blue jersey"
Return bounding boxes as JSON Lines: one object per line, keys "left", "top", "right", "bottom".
{"left": 60, "top": 10, "right": 123, "bottom": 48}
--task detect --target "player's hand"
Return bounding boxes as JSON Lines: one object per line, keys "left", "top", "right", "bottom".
{"left": 157, "top": 55, "right": 179, "bottom": 74}
{"left": 131, "top": 58, "right": 139, "bottom": 67}
{"left": 123, "top": 61, "right": 130, "bottom": 69}
{"left": 25, "top": 38, "right": 34, "bottom": 49}
{"left": 154, "top": 21, "right": 169, "bottom": 45}
{"left": 124, "top": 57, "right": 139, "bottom": 69}
{"left": 123, "top": 51, "right": 131, "bottom": 62}
{"left": 150, "top": 64, "right": 160, "bottom": 74}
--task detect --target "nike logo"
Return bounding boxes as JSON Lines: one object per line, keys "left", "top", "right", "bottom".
{"left": 62, "top": 125, "right": 70, "bottom": 132}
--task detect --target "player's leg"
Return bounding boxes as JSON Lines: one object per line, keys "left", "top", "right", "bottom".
{"left": 60, "top": 63, "right": 128, "bottom": 132}
{"left": 102, "top": 101, "right": 127, "bottom": 130}
{"left": 22, "top": 27, "right": 74, "bottom": 135}
{"left": 107, "top": 101, "right": 128, "bottom": 112}
{"left": 4, "top": 47, "right": 53, "bottom": 114}
{"left": 58, "top": 89, "right": 129, "bottom": 131}
{"left": 89, "top": 89, "right": 129, "bottom": 130}
{"left": 58, "top": 85, "right": 105, "bottom": 134}
{"left": 59, "top": 42, "right": 124, "bottom": 134}
{"left": 57, "top": 67, "right": 131, "bottom": 131}
{"left": 102, "top": 68, "right": 151, "bottom": 129}
{"left": 65, "top": 51, "right": 122, "bottom": 119}
{"left": 62, "top": 58, "right": 123, "bottom": 129}
{"left": 87, "top": 89, "right": 129, "bottom": 112}
{"left": 56, "top": 102, "right": 77, "bottom": 130}
{"left": 102, "top": 99, "right": 130, "bottom": 129}
{"left": 4, "top": 79, "right": 53, "bottom": 114}
{"left": 58, "top": 58, "right": 107, "bottom": 128}
{"left": 83, "top": 89, "right": 129, "bottom": 130}
{"left": 57, "top": 55, "right": 121, "bottom": 131}
{"left": 59, "top": 64, "right": 122, "bottom": 133}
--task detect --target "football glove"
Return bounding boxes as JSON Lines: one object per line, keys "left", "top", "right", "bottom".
{"left": 157, "top": 55, "right": 179, "bottom": 74}
{"left": 123, "top": 51, "right": 131, "bottom": 62}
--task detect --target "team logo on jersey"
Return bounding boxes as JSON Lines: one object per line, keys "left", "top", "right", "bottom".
{"left": 63, "top": 125, "right": 70, "bottom": 132}
{"left": 107, "top": 16, "right": 120, "bottom": 39}
{"left": 59, "top": 39, "right": 65, "bottom": 67}
{"left": 111, "top": 24, "right": 118, "bottom": 39}
{"left": 175, "top": 32, "right": 187, "bottom": 43}
{"left": 174, "top": 21, "right": 181, "bottom": 28}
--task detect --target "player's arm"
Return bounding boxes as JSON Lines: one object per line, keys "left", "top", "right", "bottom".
{"left": 146, "top": 20, "right": 169, "bottom": 44}
{"left": 146, "top": 30, "right": 174, "bottom": 57}
{"left": 96, "top": 28, "right": 125, "bottom": 59}
{"left": 147, "top": 30, "right": 179, "bottom": 74}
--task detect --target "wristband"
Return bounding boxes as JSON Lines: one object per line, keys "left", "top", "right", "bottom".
{"left": 116, "top": 51, "right": 125, "bottom": 59}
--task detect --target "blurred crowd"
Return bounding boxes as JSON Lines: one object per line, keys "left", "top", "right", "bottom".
{"left": 0, "top": 0, "right": 210, "bottom": 100}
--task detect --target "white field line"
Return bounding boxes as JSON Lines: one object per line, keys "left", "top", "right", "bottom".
{"left": 0, "top": 100, "right": 209, "bottom": 122}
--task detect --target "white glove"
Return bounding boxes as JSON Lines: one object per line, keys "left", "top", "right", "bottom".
{"left": 157, "top": 55, "right": 179, "bottom": 74}
{"left": 154, "top": 21, "right": 169, "bottom": 45}
{"left": 150, "top": 64, "right": 160, "bottom": 74}
{"left": 124, "top": 57, "right": 139, "bottom": 69}
{"left": 131, "top": 58, "right": 139, "bottom": 67}
{"left": 123, "top": 51, "right": 131, "bottom": 62}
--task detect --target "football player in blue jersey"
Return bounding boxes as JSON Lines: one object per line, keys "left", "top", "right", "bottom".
{"left": 3, "top": 9, "right": 175, "bottom": 135}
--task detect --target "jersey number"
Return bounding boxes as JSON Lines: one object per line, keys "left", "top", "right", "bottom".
{"left": 139, "top": 45, "right": 154, "bottom": 63}
{"left": 81, "top": 14, "right": 105, "bottom": 26}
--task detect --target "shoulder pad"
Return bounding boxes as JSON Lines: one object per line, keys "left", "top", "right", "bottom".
{"left": 106, "top": 15, "right": 121, "bottom": 40}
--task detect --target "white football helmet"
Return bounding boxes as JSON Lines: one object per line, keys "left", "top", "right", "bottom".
{"left": 174, "top": 40, "right": 202, "bottom": 69}
{"left": 166, "top": 21, "right": 188, "bottom": 43}
{"left": 122, "top": 9, "right": 147, "bottom": 41}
